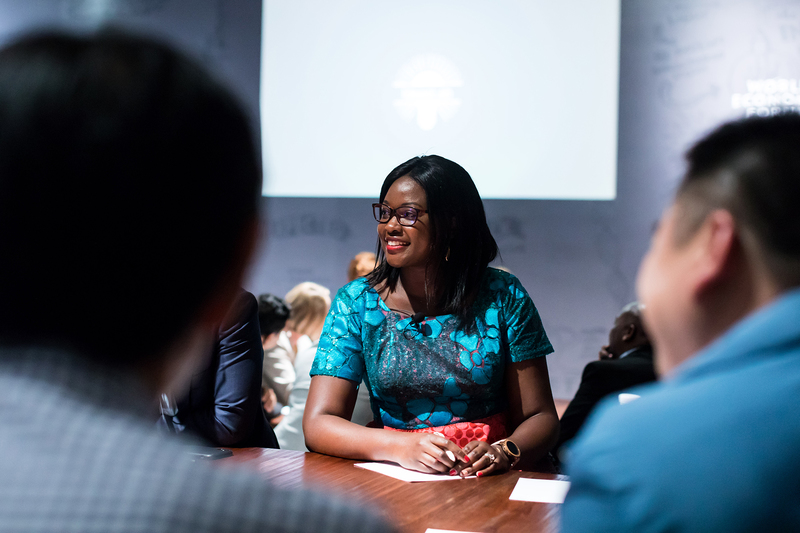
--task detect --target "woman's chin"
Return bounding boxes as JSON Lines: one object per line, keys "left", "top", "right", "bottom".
{"left": 384, "top": 257, "right": 404, "bottom": 269}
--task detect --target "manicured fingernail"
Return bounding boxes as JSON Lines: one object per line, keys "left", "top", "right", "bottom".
{"left": 449, "top": 469, "right": 457, "bottom": 476}
{"left": 463, "top": 455, "right": 471, "bottom": 463}
{"left": 476, "top": 471, "right": 483, "bottom": 477}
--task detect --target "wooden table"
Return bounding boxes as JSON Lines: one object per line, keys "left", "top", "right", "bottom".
{"left": 220, "top": 448, "right": 562, "bottom": 533}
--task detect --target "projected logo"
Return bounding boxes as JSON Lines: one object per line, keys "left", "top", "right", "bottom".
{"left": 731, "top": 78, "right": 800, "bottom": 117}
{"left": 393, "top": 54, "right": 463, "bottom": 131}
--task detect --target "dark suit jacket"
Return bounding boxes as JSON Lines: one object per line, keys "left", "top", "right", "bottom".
{"left": 174, "top": 290, "right": 278, "bottom": 448}
{"left": 557, "top": 346, "right": 655, "bottom": 453}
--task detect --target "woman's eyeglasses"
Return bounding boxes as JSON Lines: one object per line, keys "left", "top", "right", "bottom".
{"left": 372, "top": 203, "right": 428, "bottom": 227}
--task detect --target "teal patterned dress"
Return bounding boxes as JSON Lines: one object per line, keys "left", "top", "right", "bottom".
{"left": 311, "top": 268, "right": 553, "bottom": 430}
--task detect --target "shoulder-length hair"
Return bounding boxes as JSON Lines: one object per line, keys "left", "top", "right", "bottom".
{"left": 366, "top": 155, "right": 498, "bottom": 325}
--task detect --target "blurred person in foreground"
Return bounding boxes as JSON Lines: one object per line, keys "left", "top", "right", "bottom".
{"left": 0, "top": 30, "right": 392, "bottom": 533}
{"left": 555, "top": 302, "right": 655, "bottom": 457}
{"left": 562, "top": 113, "right": 800, "bottom": 532}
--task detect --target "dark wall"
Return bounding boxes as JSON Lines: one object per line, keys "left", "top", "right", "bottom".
{"left": 0, "top": 0, "right": 263, "bottom": 139}
{"left": 2, "top": 0, "right": 799, "bottom": 398}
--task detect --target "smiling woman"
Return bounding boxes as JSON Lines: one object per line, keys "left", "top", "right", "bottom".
{"left": 303, "top": 155, "right": 559, "bottom": 477}
{"left": 374, "top": 179, "right": 431, "bottom": 270}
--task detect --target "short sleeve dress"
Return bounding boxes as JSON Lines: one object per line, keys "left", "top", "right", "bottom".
{"left": 311, "top": 268, "right": 553, "bottom": 432}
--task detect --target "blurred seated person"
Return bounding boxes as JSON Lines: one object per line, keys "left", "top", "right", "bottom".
{"left": 257, "top": 293, "right": 291, "bottom": 422}
{"left": 263, "top": 282, "right": 330, "bottom": 406}
{"left": 347, "top": 251, "right": 377, "bottom": 282}
{"left": 556, "top": 302, "right": 655, "bottom": 457}
{"left": 258, "top": 293, "right": 291, "bottom": 352}
{"left": 162, "top": 289, "right": 278, "bottom": 448}
{"left": 274, "top": 282, "right": 331, "bottom": 450}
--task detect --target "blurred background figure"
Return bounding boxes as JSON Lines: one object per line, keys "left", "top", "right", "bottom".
{"left": 274, "top": 282, "right": 332, "bottom": 450}
{"left": 556, "top": 302, "right": 654, "bottom": 458}
{"left": 162, "top": 290, "right": 278, "bottom": 448}
{"left": 258, "top": 293, "right": 291, "bottom": 352}
{"left": 347, "top": 251, "right": 377, "bottom": 282}
{"left": 257, "top": 293, "right": 291, "bottom": 423}
{"left": 263, "top": 282, "right": 331, "bottom": 413}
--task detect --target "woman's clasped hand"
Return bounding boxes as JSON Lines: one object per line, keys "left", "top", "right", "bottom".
{"left": 393, "top": 433, "right": 513, "bottom": 478}
{"left": 393, "top": 432, "right": 467, "bottom": 474}
{"left": 459, "top": 441, "right": 511, "bottom": 477}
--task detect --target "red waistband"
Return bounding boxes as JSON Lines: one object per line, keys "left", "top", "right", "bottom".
{"left": 383, "top": 412, "right": 507, "bottom": 448}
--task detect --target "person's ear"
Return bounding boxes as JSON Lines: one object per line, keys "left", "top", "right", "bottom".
{"left": 691, "top": 209, "right": 738, "bottom": 297}
{"left": 621, "top": 323, "right": 636, "bottom": 342}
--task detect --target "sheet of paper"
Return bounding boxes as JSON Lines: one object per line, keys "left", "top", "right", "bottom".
{"left": 508, "top": 478, "right": 571, "bottom": 504}
{"left": 354, "top": 462, "right": 476, "bottom": 482}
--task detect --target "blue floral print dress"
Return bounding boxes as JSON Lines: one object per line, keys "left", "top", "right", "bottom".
{"left": 311, "top": 268, "right": 553, "bottom": 429}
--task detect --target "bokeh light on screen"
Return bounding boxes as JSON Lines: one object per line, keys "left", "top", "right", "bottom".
{"left": 260, "top": 0, "right": 620, "bottom": 200}
{"left": 393, "top": 54, "right": 463, "bottom": 131}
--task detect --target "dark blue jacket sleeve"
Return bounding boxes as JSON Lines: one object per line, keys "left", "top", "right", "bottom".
{"left": 177, "top": 290, "right": 277, "bottom": 447}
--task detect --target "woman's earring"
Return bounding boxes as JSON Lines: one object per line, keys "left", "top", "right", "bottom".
{"left": 445, "top": 247, "right": 450, "bottom": 262}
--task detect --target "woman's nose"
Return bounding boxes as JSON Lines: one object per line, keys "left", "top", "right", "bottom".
{"left": 385, "top": 214, "right": 403, "bottom": 232}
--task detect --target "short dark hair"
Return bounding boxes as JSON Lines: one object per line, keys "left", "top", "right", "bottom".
{"left": 257, "top": 294, "right": 291, "bottom": 337}
{"left": 0, "top": 30, "right": 261, "bottom": 365}
{"left": 366, "top": 155, "right": 498, "bottom": 325}
{"left": 677, "top": 113, "right": 800, "bottom": 288}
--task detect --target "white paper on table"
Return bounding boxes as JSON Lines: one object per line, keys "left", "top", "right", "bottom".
{"left": 508, "top": 477, "right": 571, "bottom": 503}
{"left": 354, "top": 462, "right": 476, "bottom": 482}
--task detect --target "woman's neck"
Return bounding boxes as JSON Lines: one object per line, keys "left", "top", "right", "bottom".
{"left": 382, "top": 265, "right": 438, "bottom": 315}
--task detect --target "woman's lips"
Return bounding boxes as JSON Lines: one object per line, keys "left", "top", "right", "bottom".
{"left": 385, "top": 240, "right": 409, "bottom": 253}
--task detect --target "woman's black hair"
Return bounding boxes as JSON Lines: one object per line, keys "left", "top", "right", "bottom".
{"left": 366, "top": 155, "right": 498, "bottom": 326}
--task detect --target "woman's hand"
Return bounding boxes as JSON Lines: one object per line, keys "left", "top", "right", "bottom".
{"left": 393, "top": 432, "right": 469, "bottom": 474}
{"left": 457, "top": 440, "right": 511, "bottom": 477}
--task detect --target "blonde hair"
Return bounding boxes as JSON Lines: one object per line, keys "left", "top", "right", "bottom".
{"left": 284, "top": 282, "right": 331, "bottom": 337}
{"left": 347, "top": 251, "right": 376, "bottom": 282}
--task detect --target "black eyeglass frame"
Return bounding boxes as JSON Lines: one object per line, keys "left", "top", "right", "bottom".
{"left": 372, "top": 203, "right": 429, "bottom": 227}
